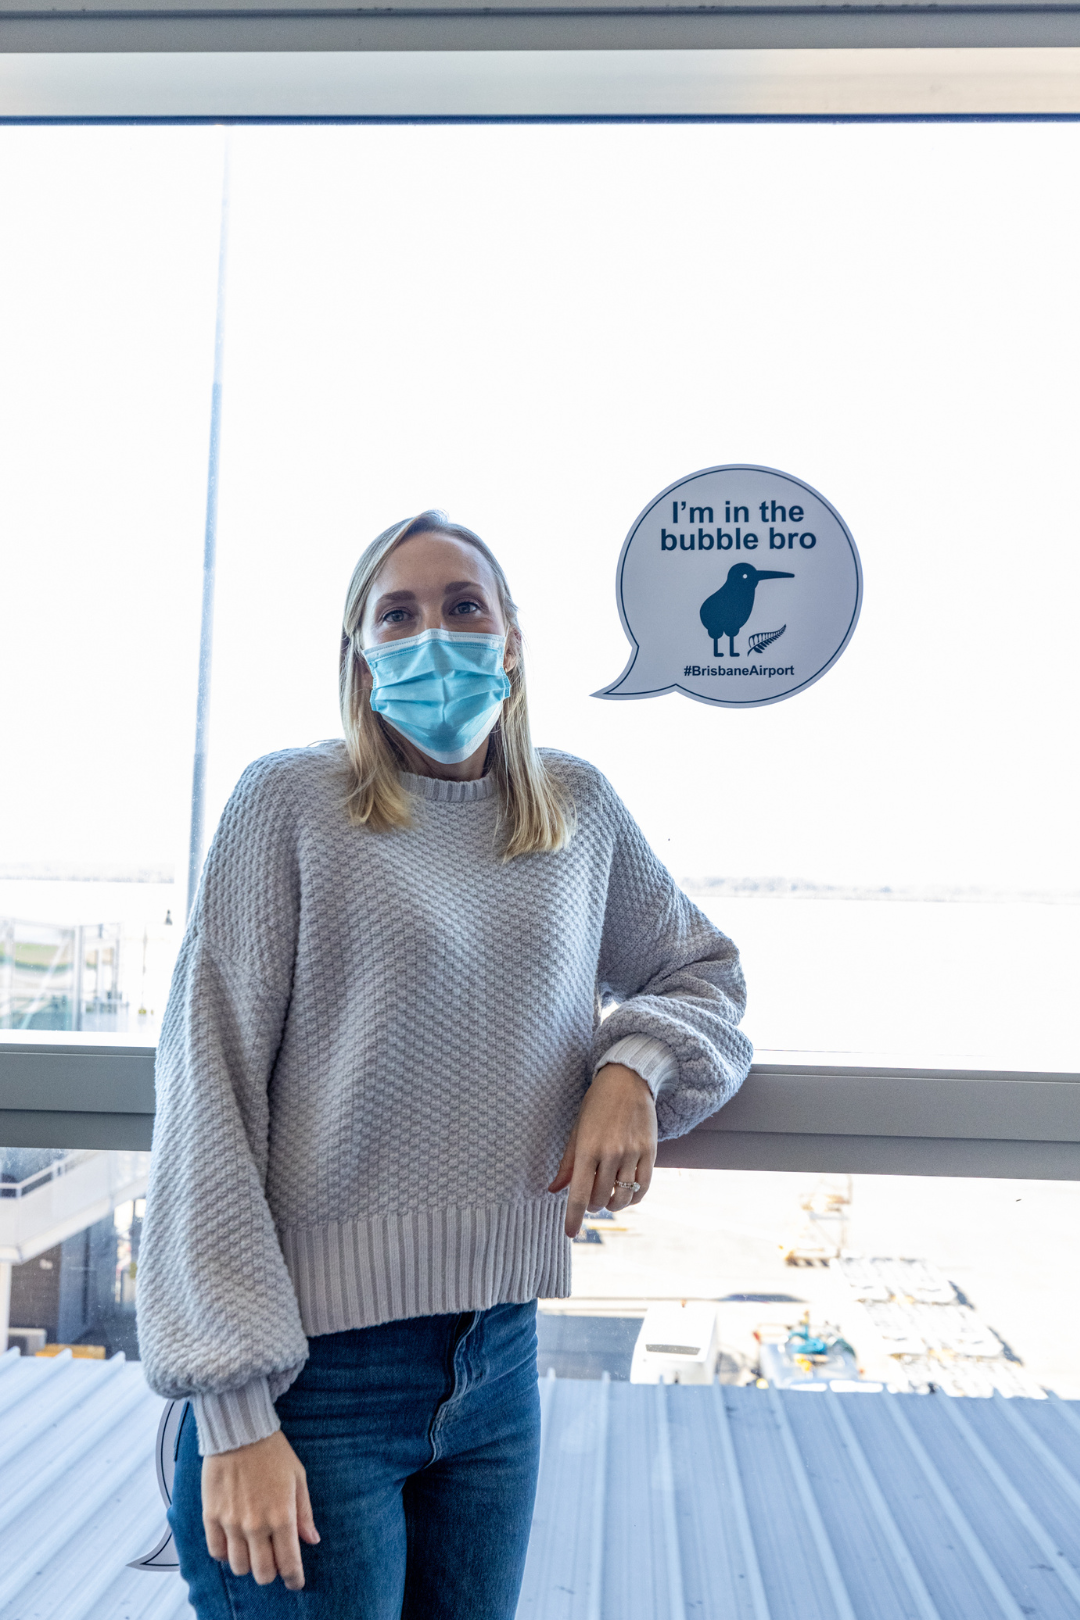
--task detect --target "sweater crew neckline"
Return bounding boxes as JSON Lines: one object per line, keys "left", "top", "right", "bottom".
{"left": 400, "top": 770, "right": 498, "bottom": 804}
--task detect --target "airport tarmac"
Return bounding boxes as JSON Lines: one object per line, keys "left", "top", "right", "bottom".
{"left": 542, "top": 1166, "right": 1080, "bottom": 1395}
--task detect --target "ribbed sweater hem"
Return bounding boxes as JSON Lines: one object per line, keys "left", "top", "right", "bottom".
{"left": 280, "top": 1195, "right": 572, "bottom": 1337}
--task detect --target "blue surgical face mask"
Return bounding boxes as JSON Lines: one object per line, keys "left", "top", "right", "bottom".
{"left": 362, "top": 627, "right": 512, "bottom": 766}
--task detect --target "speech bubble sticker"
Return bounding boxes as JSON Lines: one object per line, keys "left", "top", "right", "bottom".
{"left": 594, "top": 464, "right": 862, "bottom": 709}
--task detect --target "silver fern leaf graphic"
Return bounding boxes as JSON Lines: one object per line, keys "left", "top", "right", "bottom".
{"left": 747, "top": 625, "right": 786, "bottom": 655}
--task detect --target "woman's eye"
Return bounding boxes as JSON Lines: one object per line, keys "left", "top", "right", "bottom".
{"left": 451, "top": 600, "right": 482, "bottom": 616}
{"left": 382, "top": 609, "right": 410, "bottom": 625}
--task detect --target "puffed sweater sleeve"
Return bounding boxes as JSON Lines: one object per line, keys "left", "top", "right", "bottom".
{"left": 136, "top": 757, "right": 309, "bottom": 1456}
{"left": 587, "top": 772, "right": 753, "bottom": 1140}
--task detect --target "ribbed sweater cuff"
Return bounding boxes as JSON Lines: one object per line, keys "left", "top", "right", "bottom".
{"left": 193, "top": 1376, "right": 281, "bottom": 1456}
{"left": 594, "top": 1034, "right": 677, "bottom": 1098}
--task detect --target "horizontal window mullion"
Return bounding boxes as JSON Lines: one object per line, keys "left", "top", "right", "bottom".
{"left": 2, "top": 1046, "right": 1078, "bottom": 1168}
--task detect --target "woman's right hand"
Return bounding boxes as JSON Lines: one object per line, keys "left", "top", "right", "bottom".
{"left": 202, "top": 1429, "right": 320, "bottom": 1590}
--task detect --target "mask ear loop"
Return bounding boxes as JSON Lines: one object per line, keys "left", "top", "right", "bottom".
{"left": 348, "top": 629, "right": 373, "bottom": 696}
{"left": 502, "top": 625, "right": 521, "bottom": 677}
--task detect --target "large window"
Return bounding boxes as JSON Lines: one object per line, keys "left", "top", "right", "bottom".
{"left": 2, "top": 122, "right": 1077, "bottom": 1059}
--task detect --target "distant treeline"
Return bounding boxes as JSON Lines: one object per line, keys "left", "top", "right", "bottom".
{"left": 0, "top": 863, "right": 174, "bottom": 884}
{"left": 681, "top": 876, "right": 1080, "bottom": 904}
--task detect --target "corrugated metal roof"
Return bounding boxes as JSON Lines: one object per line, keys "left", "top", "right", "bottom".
{"left": 519, "top": 1376, "right": 1080, "bottom": 1620}
{"left": 0, "top": 1347, "right": 193, "bottom": 1620}
{"left": 5, "top": 1345, "right": 1080, "bottom": 1620}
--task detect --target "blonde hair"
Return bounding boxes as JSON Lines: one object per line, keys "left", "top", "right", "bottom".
{"left": 339, "top": 511, "right": 574, "bottom": 858}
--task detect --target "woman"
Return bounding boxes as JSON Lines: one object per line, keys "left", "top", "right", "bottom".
{"left": 137, "top": 510, "right": 752, "bottom": 1619}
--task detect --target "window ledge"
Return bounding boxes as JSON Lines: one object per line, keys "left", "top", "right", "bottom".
{"left": 1, "top": 1038, "right": 1078, "bottom": 1175}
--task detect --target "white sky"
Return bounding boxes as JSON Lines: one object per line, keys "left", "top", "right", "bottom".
{"left": 2, "top": 121, "right": 1078, "bottom": 891}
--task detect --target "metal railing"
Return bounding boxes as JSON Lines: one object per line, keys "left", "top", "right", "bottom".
{"left": 1, "top": 1037, "right": 1079, "bottom": 1179}
{"left": 0, "top": 1150, "right": 95, "bottom": 1200}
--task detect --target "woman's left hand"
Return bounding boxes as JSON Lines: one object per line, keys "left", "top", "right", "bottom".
{"left": 548, "top": 1063, "right": 657, "bottom": 1239}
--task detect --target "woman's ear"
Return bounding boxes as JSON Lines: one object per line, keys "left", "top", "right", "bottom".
{"left": 503, "top": 628, "right": 521, "bottom": 674}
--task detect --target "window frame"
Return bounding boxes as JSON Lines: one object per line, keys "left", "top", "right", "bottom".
{"left": 5, "top": 2, "right": 1080, "bottom": 53}
{"left": 4, "top": 47, "right": 1080, "bottom": 122}
{"left": 3, "top": 1041, "right": 1079, "bottom": 1177}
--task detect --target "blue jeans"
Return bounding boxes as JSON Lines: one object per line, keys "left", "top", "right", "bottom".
{"left": 169, "top": 1301, "right": 541, "bottom": 1620}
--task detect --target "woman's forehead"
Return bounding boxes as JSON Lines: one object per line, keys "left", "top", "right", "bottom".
{"left": 375, "top": 532, "right": 494, "bottom": 592}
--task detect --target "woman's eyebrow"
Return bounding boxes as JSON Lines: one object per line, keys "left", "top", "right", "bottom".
{"left": 442, "top": 580, "right": 487, "bottom": 596}
{"left": 373, "top": 589, "right": 417, "bottom": 608}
